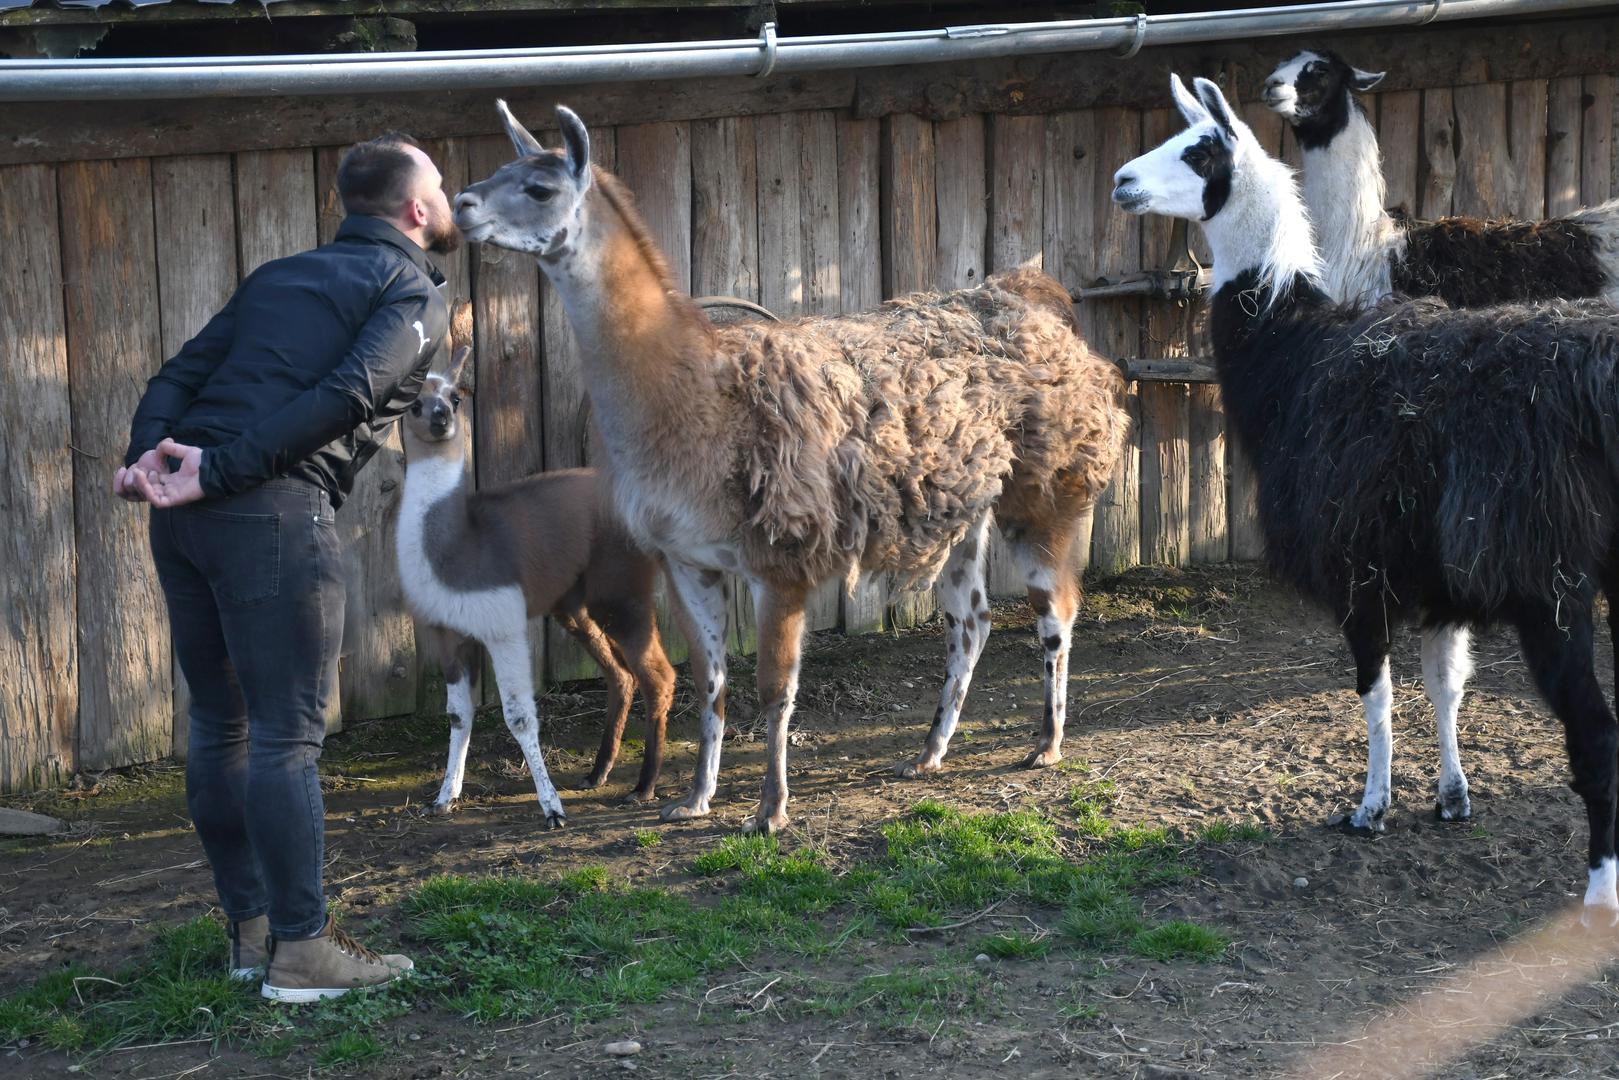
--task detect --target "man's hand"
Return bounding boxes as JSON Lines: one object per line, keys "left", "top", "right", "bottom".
{"left": 113, "top": 448, "right": 166, "bottom": 503}
{"left": 130, "top": 439, "right": 207, "bottom": 508}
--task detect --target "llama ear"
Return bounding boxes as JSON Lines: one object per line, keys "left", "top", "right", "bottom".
{"left": 1192, "top": 77, "right": 1238, "bottom": 142}
{"left": 495, "top": 98, "right": 544, "bottom": 160}
{"left": 450, "top": 298, "right": 474, "bottom": 354}
{"left": 556, "top": 106, "right": 591, "bottom": 184}
{"left": 1170, "top": 74, "right": 1209, "bottom": 127}
{"left": 447, "top": 346, "right": 472, "bottom": 387}
{"left": 1349, "top": 66, "right": 1386, "bottom": 93}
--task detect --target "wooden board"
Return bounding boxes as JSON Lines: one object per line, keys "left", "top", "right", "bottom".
{"left": 1136, "top": 110, "right": 1190, "bottom": 569}
{"left": 880, "top": 112, "right": 939, "bottom": 629}
{"left": 1419, "top": 88, "right": 1457, "bottom": 219}
{"left": 1511, "top": 80, "right": 1550, "bottom": 218}
{"left": 615, "top": 121, "right": 694, "bottom": 667}
{"left": 58, "top": 158, "right": 173, "bottom": 771}
{"left": 538, "top": 128, "right": 618, "bottom": 682}
{"left": 1583, "top": 74, "right": 1615, "bottom": 206}
{"left": 151, "top": 153, "right": 238, "bottom": 755}
{"left": 836, "top": 115, "right": 888, "bottom": 636}
{"left": 1377, "top": 90, "right": 1422, "bottom": 217}
{"left": 691, "top": 115, "right": 762, "bottom": 654}
{"left": 0, "top": 164, "right": 77, "bottom": 791}
{"left": 235, "top": 149, "right": 318, "bottom": 274}
{"left": 1548, "top": 76, "right": 1585, "bottom": 216}
{"left": 1063, "top": 108, "right": 1141, "bottom": 576}
{"left": 985, "top": 112, "right": 1045, "bottom": 597}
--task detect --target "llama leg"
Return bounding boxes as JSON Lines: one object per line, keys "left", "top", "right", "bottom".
{"left": 424, "top": 628, "right": 479, "bottom": 815}
{"left": 745, "top": 583, "right": 808, "bottom": 835}
{"left": 899, "top": 518, "right": 992, "bottom": 778}
{"left": 558, "top": 611, "right": 636, "bottom": 793}
{"left": 1013, "top": 537, "right": 1081, "bottom": 770}
{"left": 1516, "top": 605, "right": 1619, "bottom": 926}
{"left": 1421, "top": 623, "right": 1473, "bottom": 822}
{"left": 484, "top": 635, "right": 568, "bottom": 828}
{"left": 1341, "top": 610, "right": 1394, "bottom": 835}
{"left": 660, "top": 562, "right": 731, "bottom": 822}
{"left": 618, "top": 622, "right": 676, "bottom": 804}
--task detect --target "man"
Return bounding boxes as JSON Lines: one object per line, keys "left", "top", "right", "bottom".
{"left": 114, "top": 134, "right": 458, "bottom": 1003}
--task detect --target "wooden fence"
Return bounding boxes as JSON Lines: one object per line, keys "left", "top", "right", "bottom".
{"left": 3, "top": 14, "right": 1617, "bottom": 791}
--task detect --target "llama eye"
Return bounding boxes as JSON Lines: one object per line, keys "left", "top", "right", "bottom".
{"left": 524, "top": 184, "right": 557, "bottom": 203}
{"left": 450, "top": 393, "right": 463, "bottom": 409}
{"left": 410, "top": 401, "right": 423, "bottom": 416}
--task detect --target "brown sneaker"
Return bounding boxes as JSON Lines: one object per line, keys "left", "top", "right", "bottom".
{"left": 260, "top": 916, "right": 414, "bottom": 1003}
{"left": 228, "top": 915, "right": 271, "bottom": 982}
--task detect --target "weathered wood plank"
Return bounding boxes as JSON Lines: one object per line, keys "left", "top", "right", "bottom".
{"left": 1548, "top": 76, "right": 1585, "bottom": 216}
{"left": 10, "top": 15, "right": 1619, "bottom": 169}
{"left": 1042, "top": 111, "right": 1097, "bottom": 575}
{"left": 235, "top": 149, "right": 318, "bottom": 274}
{"left": 152, "top": 154, "right": 238, "bottom": 756}
{"left": 836, "top": 115, "right": 888, "bottom": 636}
{"left": 0, "top": 164, "right": 77, "bottom": 791}
{"left": 934, "top": 114, "right": 987, "bottom": 291}
{"left": 1069, "top": 107, "right": 1141, "bottom": 576}
{"left": 1136, "top": 109, "right": 1190, "bottom": 569}
{"left": 59, "top": 158, "right": 173, "bottom": 771}
{"left": 1420, "top": 88, "right": 1457, "bottom": 219}
{"left": 1583, "top": 74, "right": 1615, "bottom": 206}
{"left": 1510, "top": 80, "right": 1550, "bottom": 218}
{"left": 985, "top": 112, "right": 1045, "bottom": 598}
{"left": 615, "top": 121, "right": 694, "bottom": 666}
{"left": 1377, "top": 90, "right": 1422, "bottom": 217}
{"left": 1187, "top": 382, "right": 1228, "bottom": 564}
{"left": 881, "top": 112, "right": 939, "bottom": 630}
{"left": 691, "top": 116, "right": 763, "bottom": 654}
{"left": 1452, "top": 82, "right": 1513, "bottom": 218}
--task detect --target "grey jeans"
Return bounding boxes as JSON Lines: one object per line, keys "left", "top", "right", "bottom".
{"left": 149, "top": 479, "right": 343, "bottom": 939}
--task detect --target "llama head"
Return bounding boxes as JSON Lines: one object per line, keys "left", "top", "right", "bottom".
{"left": 1113, "top": 75, "right": 1256, "bottom": 223}
{"left": 1115, "top": 75, "right": 1320, "bottom": 298}
{"left": 1263, "top": 50, "right": 1384, "bottom": 128}
{"left": 403, "top": 346, "right": 472, "bottom": 447}
{"left": 454, "top": 101, "right": 593, "bottom": 260}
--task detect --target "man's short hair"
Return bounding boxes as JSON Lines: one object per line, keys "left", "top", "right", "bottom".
{"left": 336, "top": 132, "right": 423, "bottom": 217}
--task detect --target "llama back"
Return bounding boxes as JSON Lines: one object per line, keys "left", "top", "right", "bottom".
{"left": 717, "top": 271, "right": 1125, "bottom": 589}
{"left": 1238, "top": 295, "right": 1619, "bottom": 614}
{"left": 1393, "top": 212, "right": 1612, "bottom": 307}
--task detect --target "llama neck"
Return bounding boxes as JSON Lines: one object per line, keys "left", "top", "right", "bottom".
{"left": 1299, "top": 101, "right": 1400, "bottom": 305}
{"left": 536, "top": 182, "right": 717, "bottom": 464}
{"left": 398, "top": 435, "right": 472, "bottom": 576}
{"left": 1202, "top": 147, "right": 1323, "bottom": 311}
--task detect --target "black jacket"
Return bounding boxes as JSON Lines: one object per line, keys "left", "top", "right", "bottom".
{"left": 124, "top": 216, "right": 450, "bottom": 508}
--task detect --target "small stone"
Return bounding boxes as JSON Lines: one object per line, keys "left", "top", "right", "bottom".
{"left": 409, "top": 1033, "right": 422, "bottom": 1042}
{"left": 974, "top": 953, "right": 992, "bottom": 964}
{"left": 604, "top": 1040, "right": 642, "bottom": 1057}
{"left": 1293, "top": 876, "right": 1309, "bottom": 889}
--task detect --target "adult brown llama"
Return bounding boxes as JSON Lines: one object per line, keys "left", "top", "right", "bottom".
{"left": 454, "top": 103, "right": 1129, "bottom": 833}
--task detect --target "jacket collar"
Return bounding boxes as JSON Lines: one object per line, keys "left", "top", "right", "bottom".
{"left": 335, "top": 215, "right": 447, "bottom": 287}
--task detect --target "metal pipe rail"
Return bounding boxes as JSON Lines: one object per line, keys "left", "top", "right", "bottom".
{"left": 0, "top": 0, "right": 1611, "bottom": 101}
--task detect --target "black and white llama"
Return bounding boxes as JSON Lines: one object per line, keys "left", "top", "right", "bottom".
{"left": 1263, "top": 49, "right": 1619, "bottom": 309}
{"left": 1113, "top": 73, "right": 1619, "bottom": 926}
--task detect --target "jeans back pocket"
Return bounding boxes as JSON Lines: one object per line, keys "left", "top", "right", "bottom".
{"left": 192, "top": 509, "right": 281, "bottom": 606}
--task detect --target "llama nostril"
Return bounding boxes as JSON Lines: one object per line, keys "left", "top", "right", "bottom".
{"left": 454, "top": 192, "right": 478, "bottom": 211}
{"left": 1265, "top": 79, "right": 1283, "bottom": 91}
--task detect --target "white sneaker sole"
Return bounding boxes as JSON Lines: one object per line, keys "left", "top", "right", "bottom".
{"left": 261, "top": 980, "right": 395, "bottom": 1004}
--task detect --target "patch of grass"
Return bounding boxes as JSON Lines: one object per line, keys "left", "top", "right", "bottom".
{"left": 633, "top": 828, "right": 662, "bottom": 848}
{"left": 981, "top": 930, "right": 1053, "bottom": 960}
{"left": 314, "top": 1030, "right": 385, "bottom": 1069}
{"left": 1197, "top": 819, "right": 1273, "bottom": 844}
{"left": 804, "top": 966, "right": 986, "bottom": 1030}
{"left": 1058, "top": 880, "right": 1147, "bottom": 950}
{"left": 1131, "top": 921, "right": 1229, "bottom": 962}
{"left": 691, "top": 835, "right": 840, "bottom": 917}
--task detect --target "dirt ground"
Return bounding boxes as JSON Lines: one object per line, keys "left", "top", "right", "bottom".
{"left": 4, "top": 565, "right": 1618, "bottom": 1079}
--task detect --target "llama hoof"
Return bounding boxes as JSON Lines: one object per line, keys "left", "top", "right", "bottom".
{"left": 1328, "top": 808, "right": 1386, "bottom": 836}
{"left": 895, "top": 758, "right": 942, "bottom": 780}
{"left": 1579, "top": 903, "right": 1619, "bottom": 931}
{"left": 660, "top": 799, "right": 711, "bottom": 823}
{"left": 1434, "top": 790, "right": 1472, "bottom": 823}
{"left": 578, "top": 773, "right": 610, "bottom": 791}
{"left": 622, "top": 789, "right": 656, "bottom": 805}
{"left": 743, "top": 812, "right": 789, "bottom": 836}
{"left": 544, "top": 811, "right": 567, "bottom": 830}
{"left": 428, "top": 799, "right": 456, "bottom": 817}
{"left": 1020, "top": 748, "right": 1062, "bottom": 770}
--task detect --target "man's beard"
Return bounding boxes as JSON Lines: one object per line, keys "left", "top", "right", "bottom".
{"left": 425, "top": 206, "right": 462, "bottom": 255}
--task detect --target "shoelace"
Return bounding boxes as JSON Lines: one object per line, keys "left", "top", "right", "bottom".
{"left": 329, "top": 923, "right": 386, "bottom": 965}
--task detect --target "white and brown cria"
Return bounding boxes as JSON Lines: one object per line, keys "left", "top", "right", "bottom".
{"left": 454, "top": 102, "right": 1129, "bottom": 834}
{"left": 397, "top": 343, "right": 675, "bottom": 823}
{"left": 1263, "top": 48, "right": 1619, "bottom": 310}
{"left": 1115, "top": 73, "right": 1619, "bottom": 927}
